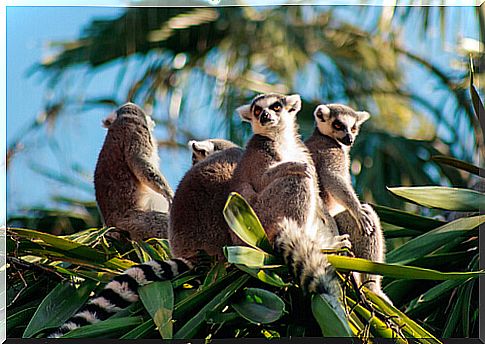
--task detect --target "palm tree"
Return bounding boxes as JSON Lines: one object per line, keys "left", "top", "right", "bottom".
{"left": 11, "top": 4, "right": 478, "bottom": 210}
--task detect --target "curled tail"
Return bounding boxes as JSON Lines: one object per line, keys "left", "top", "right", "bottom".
{"left": 274, "top": 218, "right": 345, "bottom": 317}
{"left": 48, "top": 258, "right": 192, "bottom": 338}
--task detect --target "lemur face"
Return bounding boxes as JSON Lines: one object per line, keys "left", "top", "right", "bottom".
{"left": 314, "top": 104, "right": 370, "bottom": 146}
{"left": 236, "top": 94, "right": 302, "bottom": 136}
{"left": 188, "top": 139, "right": 239, "bottom": 165}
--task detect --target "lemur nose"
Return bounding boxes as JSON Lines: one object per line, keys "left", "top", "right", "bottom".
{"left": 342, "top": 134, "right": 353, "bottom": 146}
{"left": 260, "top": 111, "right": 272, "bottom": 124}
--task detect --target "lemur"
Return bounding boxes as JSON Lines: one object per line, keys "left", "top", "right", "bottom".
{"left": 94, "top": 103, "right": 173, "bottom": 241}
{"left": 169, "top": 138, "right": 245, "bottom": 261}
{"left": 305, "top": 104, "right": 390, "bottom": 302}
{"left": 48, "top": 138, "right": 241, "bottom": 338}
{"left": 230, "top": 93, "right": 350, "bottom": 316}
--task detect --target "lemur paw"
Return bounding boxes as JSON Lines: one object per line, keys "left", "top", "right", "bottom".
{"left": 331, "top": 234, "right": 352, "bottom": 250}
{"left": 285, "top": 162, "right": 310, "bottom": 178}
{"left": 359, "top": 206, "right": 375, "bottom": 235}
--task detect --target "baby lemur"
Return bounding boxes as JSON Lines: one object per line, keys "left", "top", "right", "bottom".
{"left": 169, "top": 138, "right": 244, "bottom": 261}
{"left": 94, "top": 103, "right": 173, "bottom": 241}
{"left": 305, "top": 104, "right": 389, "bottom": 302}
{"left": 231, "top": 93, "right": 350, "bottom": 316}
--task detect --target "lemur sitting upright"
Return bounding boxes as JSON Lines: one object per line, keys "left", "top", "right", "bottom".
{"left": 48, "top": 138, "right": 242, "bottom": 338}
{"left": 169, "top": 138, "right": 244, "bottom": 261}
{"left": 94, "top": 103, "right": 173, "bottom": 241}
{"left": 305, "top": 104, "right": 390, "bottom": 303}
{"left": 231, "top": 93, "right": 350, "bottom": 317}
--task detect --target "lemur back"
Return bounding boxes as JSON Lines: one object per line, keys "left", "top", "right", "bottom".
{"left": 48, "top": 138, "right": 241, "bottom": 337}
{"left": 170, "top": 139, "right": 244, "bottom": 260}
{"left": 94, "top": 103, "right": 173, "bottom": 240}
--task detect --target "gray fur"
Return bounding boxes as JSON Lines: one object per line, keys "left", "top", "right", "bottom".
{"left": 306, "top": 103, "right": 391, "bottom": 303}
{"left": 189, "top": 138, "right": 239, "bottom": 165}
{"left": 231, "top": 93, "right": 347, "bottom": 314}
{"left": 334, "top": 206, "right": 391, "bottom": 303}
{"left": 94, "top": 102, "right": 173, "bottom": 241}
{"left": 169, "top": 139, "right": 244, "bottom": 262}
{"left": 306, "top": 104, "right": 373, "bottom": 234}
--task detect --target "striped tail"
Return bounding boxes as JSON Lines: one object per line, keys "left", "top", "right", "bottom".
{"left": 47, "top": 258, "right": 192, "bottom": 338}
{"left": 274, "top": 218, "right": 346, "bottom": 318}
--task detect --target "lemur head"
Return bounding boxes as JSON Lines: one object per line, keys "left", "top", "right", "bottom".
{"left": 314, "top": 104, "right": 370, "bottom": 146}
{"left": 102, "top": 102, "right": 155, "bottom": 130}
{"left": 236, "top": 94, "right": 302, "bottom": 136}
{"left": 188, "top": 139, "right": 239, "bottom": 165}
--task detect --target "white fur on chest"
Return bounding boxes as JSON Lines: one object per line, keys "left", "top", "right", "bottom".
{"left": 271, "top": 127, "right": 320, "bottom": 238}
{"left": 327, "top": 194, "right": 346, "bottom": 217}
{"left": 273, "top": 126, "right": 306, "bottom": 166}
{"left": 137, "top": 184, "right": 169, "bottom": 212}
{"left": 137, "top": 140, "right": 168, "bottom": 212}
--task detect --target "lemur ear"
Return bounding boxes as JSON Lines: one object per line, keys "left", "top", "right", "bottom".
{"left": 314, "top": 104, "right": 331, "bottom": 122}
{"left": 356, "top": 111, "right": 371, "bottom": 125}
{"left": 285, "top": 94, "right": 302, "bottom": 113}
{"left": 236, "top": 104, "right": 252, "bottom": 122}
{"left": 188, "top": 140, "right": 215, "bottom": 155}
{"left": 102, "top": 111, "right": 117, "bottom": 128}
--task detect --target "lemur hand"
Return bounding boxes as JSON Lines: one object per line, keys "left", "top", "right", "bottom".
{"left": 358, "top": 204, "right": 376, "bottom": 235}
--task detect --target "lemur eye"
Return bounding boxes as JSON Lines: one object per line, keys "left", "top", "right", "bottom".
{"left": 270, "top": 102, "right": 282, "bottom": 111}
{"left": 254, "top": 106, "right": 262, "bottom": 117}
{"left": 333, "top": 122, "right": 343, "bottom": 130}
{"left": 351, "top": 126, "right": 357, "bottom": 133}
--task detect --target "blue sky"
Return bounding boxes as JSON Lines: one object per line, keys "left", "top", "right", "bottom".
{"left": 6, "top": 5, "right": 480, "bottom": 216}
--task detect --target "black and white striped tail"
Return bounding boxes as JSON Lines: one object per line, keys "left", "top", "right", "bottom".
{"left": 48, "top": 258, "right": 192, "bottom": 338}
{"left": 274, "top": 218, "right": 345, "bottom": 316}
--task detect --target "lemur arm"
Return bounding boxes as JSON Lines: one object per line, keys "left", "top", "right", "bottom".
{"left": 324, "top": 172, "right": 374, "bottom": 235}
{"left": 261, "top": 162, "right": 309, "bottom": 187}
{"left": 125, "top": 134, "right": 174, "bottom": 204}
{"left": 233, "top": 182, "right": 259, "bottom": 204}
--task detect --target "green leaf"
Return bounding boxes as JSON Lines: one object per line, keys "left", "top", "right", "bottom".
{"left": 224, "top": 246, "right": 280, "bottom": 268}
{"left": 327, "top": 255, "right": 485, "bottom": 280}
{"left": 202, "top": 262, "right": 227, "bottom": 288}
{"left": 362, "top": 288, "right": 440, "bottom": 343}
{"left": 235, "top": 265, "right": 289, "bottom": 287}
{"left": 223, "top": 192, "right": 272, "bottom": 252}
{"left": 311, "top": 294, "right": 352, "bottom": 337}
{"left": 7, "top": 307, "right": 38, "bottom": 333}
{"left": 61, "top": 227, "right": 113, "bottom": 248}
{"left": 405, "top": 280, "right": 466, "bottom": 315}
{"left": 431, "top": 155, "right": 485, "bottom": 177}
{"left": 387, "top": 186, "right": 485, "bottom": 211}
{"left": 372, "top": 204, "right": 445, "bottom": 231}
{"left": 23, "top": 280, "right": 98, "bottom": 338}
{"left": 138, "top": 281, "right": 174, "bottom": 339}
{"left": 10, "top": 228, "right": 134, "bottom": 271}
{"left": 173, "top": 274, "right": 250, "bottom": 339}
{"left": 470, "top": 60, "right": 485, "bottom": 136}
{"left": 61, "top": 316, "right": 144, "bottom": 338}
{"left": 173, "top": 270, "right": 240, "bottom": 318}
{"left": 386, "top": 215, "right": 485, "bottom": 264}
{"left": 231, "top": 288, "right": 285, "bottom": 324}
{"left": 119, "top": 319, "right": 156, "bottom": 339}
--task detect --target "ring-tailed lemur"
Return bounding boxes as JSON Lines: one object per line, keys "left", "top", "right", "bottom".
{"left": 94, "top": 103, "right": 173, "bottom": 241}
{"left": 48, "top": 138, "right": 241, "bottom": 338}
{"left": 47, "top": 258, "right": 192, "bottom": 338}
{"left": 170, "top": 138, "right": 245, "bottom": 260}
{"left": 305, "top": 103, "right": 390, "bottom": 303}
{"left": 231, "top": 93, "right": 350, "bottom": 316}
